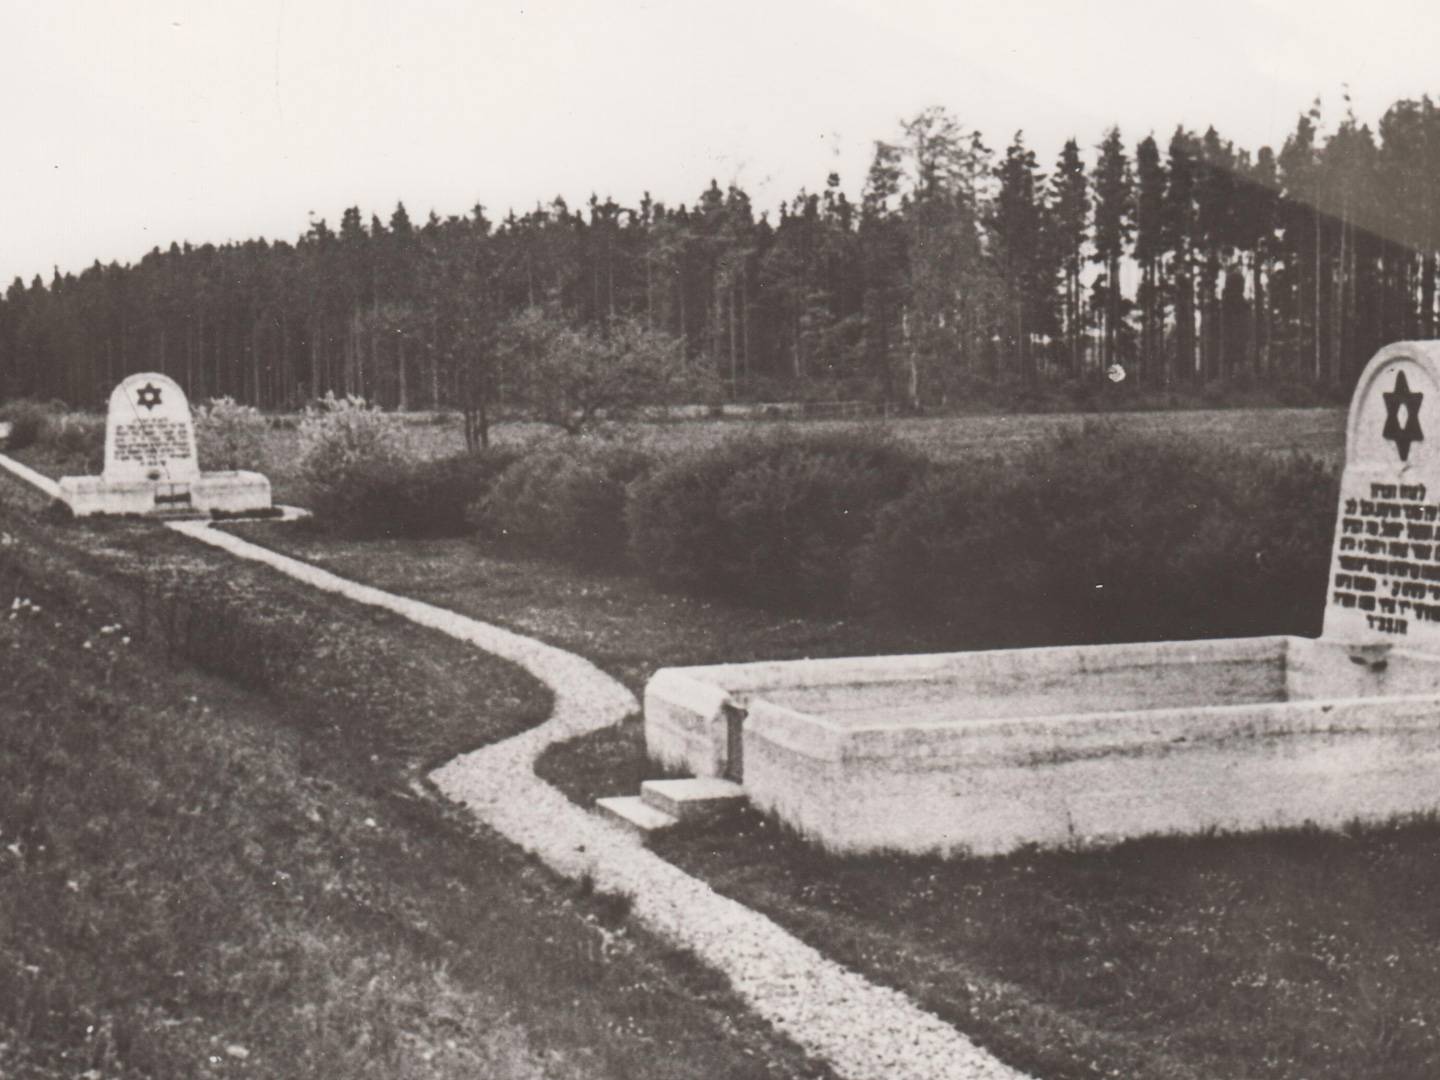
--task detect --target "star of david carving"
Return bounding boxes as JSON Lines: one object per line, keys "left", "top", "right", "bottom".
{"left": 1383, "top": 370, "right": 1424, "bottom": 463}
{"left": 136, "top": 382, "right": 163, "bottom": 411}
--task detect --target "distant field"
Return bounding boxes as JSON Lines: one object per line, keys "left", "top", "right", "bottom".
{"left": 10, "top": 405, "right": 1347, "bottom": 510}
{"left": 246, "top": 407, "right": 1348, "bottom": 504}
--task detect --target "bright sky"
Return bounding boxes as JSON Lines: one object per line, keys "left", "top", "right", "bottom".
{"left": 2, "top": 0, "right": 1437, "bottom": 286}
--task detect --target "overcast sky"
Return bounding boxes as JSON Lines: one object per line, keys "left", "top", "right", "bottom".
{"left": 2, "top": 0, "right": 1437, "bottom": 286}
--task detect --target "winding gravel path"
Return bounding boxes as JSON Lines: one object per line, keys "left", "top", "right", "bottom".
{"left": 0, "top": 452, "right": 1029, "bottom": 1080}
{"left": 170, "top": 522, "right": 1030, "bottom": 1080}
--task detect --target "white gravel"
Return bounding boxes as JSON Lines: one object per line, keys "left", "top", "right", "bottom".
{"left": 145, "top": 513, "right": 1029, "bottom": 1080}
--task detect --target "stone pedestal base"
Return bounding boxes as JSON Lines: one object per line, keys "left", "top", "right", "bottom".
{"left": 59, "top": 470, "right": 272, "bottom": 518}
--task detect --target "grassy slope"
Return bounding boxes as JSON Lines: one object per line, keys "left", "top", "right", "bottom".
{"left": 0, "top": 475, "right": 835, "bottom": 1080}
{"left": 225, "top": 515, "right": 1440, "bottom": 1080}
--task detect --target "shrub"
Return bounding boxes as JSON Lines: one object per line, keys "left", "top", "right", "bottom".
{"left": 40, "top": 412, "right": 105, "bottom": 473}
{"left": 856, "top": 425, "right": 1338, "bottom": 646}
{"left": 0, "top": 399, "right": 54, "bottom": 450}
{"left": 297, "top": 394, "right": 404, "bottom": 527}
{"left": 1162, "top": 450, "right": 1337, "bottom": 638}
{"left": 476, "top": 438, "right": 656, "bottom": 566}
{"left": 194, "top": 396, "right": 268, "bottom": 471}
{"left": 309, "top": 450, "right": 521, "bottom": 539}
{"left": 626, "top": 428, "right": 929, "bottom": 609}
{"left": 299, "top": 393, "right": 403, "bottom": 479}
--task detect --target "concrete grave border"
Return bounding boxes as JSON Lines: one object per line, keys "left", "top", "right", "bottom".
{"left": 0, "top": 451, "right": 1028, "bottom": 1080}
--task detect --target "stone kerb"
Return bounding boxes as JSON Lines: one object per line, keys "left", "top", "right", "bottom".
{"left": 1324, "top": 341, "right": 1440, "bottom": 649}
{"left": 104, "top": 372, "right": 199, "bottom": 483}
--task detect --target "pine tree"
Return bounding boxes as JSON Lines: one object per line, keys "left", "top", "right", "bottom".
{"left": 1049, "top": 139, "right": 1089, "bottom": 375}
{"left": 1091, "top": 127, "right": 1133, "bottom": 370}
{"left": 898, "top": 109, "right": 995, "bottom": 403}
{"left": 860, "top": 140, "right": 907, "bottom": 404}
{"left": 1133, "top": 134, "right": 1167, "bottom": 382}
{"left": 1163, "top": 128, "right": 1200, "bottom": 379}
{"left": 1196, "top": 127, "right": 1237, "bottom": 379}
{"left": 1236, "top": 146, "right": 1280, "bottom": 375}
{"left": 1278, "top": 105, "right": 1323, "bottom": 380}
{"left": 992, "top": 133, "right": 1044, "bottom": 384}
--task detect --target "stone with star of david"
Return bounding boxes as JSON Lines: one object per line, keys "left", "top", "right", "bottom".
{"left": 101, "top": 372, "right": 200, "bottom": 483}
{"left": 135, "top": 382, "right": 164, "bottom": 410}
{"left": 1382, "top": 369, "right": 1424, "bottom": 463}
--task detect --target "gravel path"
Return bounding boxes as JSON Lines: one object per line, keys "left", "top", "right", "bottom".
{"left": 169, "top": 521, "right": 1031, "bottom": 1080}
{"left": 0, "top": 455, "right": 1030, "bottom": 1080}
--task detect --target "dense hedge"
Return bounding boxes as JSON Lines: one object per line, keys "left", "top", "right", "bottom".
{"left": 474, "top": 438, "right": 656, "bottom": 566}
{"left": 626, "top": 429, "right": 930, "bottom": 610}
{"left": 300, "top": 419, "right": 1338, "bottom": 644}
{"left": 310, "top": 450, "right": 522, "bottom": 538}
{"left": 856, "top": 425, "right": 1338, "bottom": 646}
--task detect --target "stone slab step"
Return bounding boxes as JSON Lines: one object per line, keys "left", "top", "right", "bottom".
{"left": 595, "top": 796, "right": 677, "bottom": 836}
{"left": 641, "top": 777, "right": 747, "bottom": 822}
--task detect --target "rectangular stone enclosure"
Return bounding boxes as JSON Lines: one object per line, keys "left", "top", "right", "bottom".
{"left": 646, "top": 638, "right": 1440, "bottom": 854}
{"left": 644, "top": 341, "right": 1440, "bottom": 854}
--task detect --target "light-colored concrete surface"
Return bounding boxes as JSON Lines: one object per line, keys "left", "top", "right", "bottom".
{"left": 59, "top": 467, "right": 272, "bottom": 518}
{"left": 192, "top": 471, "right": 272, "bottom": 514}
{"left": 596, "top": 795, "right": 678, "bottom": 834}
{"left": 648, "top": 636, "right": 1440, "bottom": 854}
{"left": 59, "top": 475, "right": 184, "bottom": 517}
{"left": 640, "top": 777, "right": 747, "bottom": 821}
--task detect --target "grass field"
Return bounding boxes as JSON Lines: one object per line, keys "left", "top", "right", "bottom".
{"left": 0, "top": 474, "right": 835, "bottom": 1080}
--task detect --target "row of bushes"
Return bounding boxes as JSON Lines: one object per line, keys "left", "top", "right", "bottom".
{"left": 300, "top": 404, "right": 1338, "bottom": 645}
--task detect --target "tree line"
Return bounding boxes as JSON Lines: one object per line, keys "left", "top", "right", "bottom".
{"left": 2, "top": 94, "right": 1438, "bottom": 415}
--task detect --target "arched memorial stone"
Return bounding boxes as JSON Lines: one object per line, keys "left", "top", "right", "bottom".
{"left": 1324, "top": 342, "right": 1440, "bottom": 649}
{"left": 103, "top": 373, "right": 199, "bottom": 483}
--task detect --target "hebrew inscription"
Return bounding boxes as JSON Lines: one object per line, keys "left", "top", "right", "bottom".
{"left": 1331, "top": 482, "right": 1440, "bottom": 636}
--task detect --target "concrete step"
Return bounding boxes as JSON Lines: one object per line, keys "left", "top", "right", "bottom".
{"left": 595, "top": 795, "right": 677, "bottom": 836}
{"left": 641, "top": 777, "right": 747, "bottom": 822}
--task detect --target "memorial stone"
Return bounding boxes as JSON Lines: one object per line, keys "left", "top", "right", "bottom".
{"left": 1324, "top": 342, "right": 1440, "bottom": 649}
{"left": 103, "top": 373, "right": 199, "bottom": 483}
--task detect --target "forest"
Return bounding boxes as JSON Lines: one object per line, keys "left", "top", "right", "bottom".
{"left": 1, "top": 94, "right": 1438, "bottom": 415}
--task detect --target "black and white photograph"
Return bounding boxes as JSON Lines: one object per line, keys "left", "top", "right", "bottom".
{"left": 4, "top": 1, "right": 1440, "bottom": 1077}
